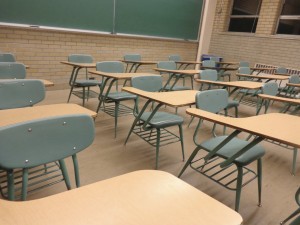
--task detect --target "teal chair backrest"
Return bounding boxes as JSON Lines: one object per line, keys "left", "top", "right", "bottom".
{"left": 169, "top": 55, "right": 181, "bottom": 61}
{"left": 0, "top": 114, "right": 95, "bottom": 169}
{"left": 68, "top": 54, "right": 93, "bottom": 63}
{"left": 131, "top": 75, "right": 162, "bottom": 92}
{"left": 0, "top": 62, "right": 26, "bottom": 79}
{"left": 157, "top": 61, "right": 177, "bottom": 70}
{"left": 239, "top": 61, "right": 250, "bottom": 67}
{"left": 289, "top": 74, "right": 300, "bottom": 84}
{"left": 0, "top": 80, "right": 45, "bottom": 109}
{"left": 202, "top": 60, "right": 216, "bottom": 68}
{"left": 96, "top": 61, "right": 124, "bottom": 73}
{"left": 123, "top": 54, "right": 141, "bottom": 61}
{"left": 0, "top": 53, "right": 16, "bottom": 62}
{"left": 209, "top": 57, "right": 221, "bottom": 62}
{"left": 196, "top": 89, "right": 228, "bottom": 113}
{"left": 262, "top": 82, "right": 278, "bottom": 96}
{"left": 200, "top": 69, "right": 218, "bottom": 81}
{"left": 276, "top": 67, "right": 287, "bottom": 74}
{"left": 238, "top": 67, "right": 251, "bottom": 74}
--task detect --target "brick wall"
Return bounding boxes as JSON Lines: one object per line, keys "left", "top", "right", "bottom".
{"left": 0, "top": 26, "right": 198, "bottom": 90}
{"left": 209, "top": 0, "right": 300, "bottom": 70}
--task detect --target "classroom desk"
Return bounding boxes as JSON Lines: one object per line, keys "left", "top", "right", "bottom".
{"left": 286, "top": 83, "right": 300, "bottom": 88}
{"left": 236, "top": 73, "right": 289, "bottom": 82}
{"left": 153, "top": 68, "right": 201, "bottom": 90}
{"left": 0, "top": 170, "right": 242, "bottom": 225}
{"left": 88, "top": 70, "right": 156, "bottom": 113}
{"left": 121, "top": 60, "right": 157, "bottom": 72}
{"left": 194, "top": 79, "right": 263, "bottom": 96}
{"left": 0, "top": 103, "right": 96, "bottom": 127}
{"left": 182, "top": 108, "right": 300, "bottom": 177}
{"left": 258, "top": 94, "right": 300, "bottom": 114}
{"left": 174, "top": 61, "right": 238, "bottom": 70}
{"left": 61, "top": 61, "right": 98, "bottom": 102}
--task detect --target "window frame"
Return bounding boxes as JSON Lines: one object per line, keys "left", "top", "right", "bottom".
{"left": 227, "top": 0, "right": 262, "bottom": 33}
{"left": 276, "top": 0, "right": 300, "bottom": 36}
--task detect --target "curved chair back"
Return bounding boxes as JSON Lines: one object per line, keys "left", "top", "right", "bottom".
{"left": 262, "top": 82, "right": 278, "bottom": 96}
{"left": 169, "top": 54, "right": 181, "bottom": 61}
{"left": 196, "top": 89, "right": 229, "bottom": 113}
{"left": 0, "top": 62, "right": 26, "bottom": 79}
{"left": 238, "top": 67, "right": 251, "bottom": 74}
{"left": 0, "top": 80, "right": 45, "bottom": 109}
{"left": 68, "top": 54, "right": 93, "bottom": 63}
{"left": 209, "top": 56, "right": 221, "bottom": 62}
{"left": 96, "top": 61, "right": 124, "bottom": 73}
{"left": 289, "top": 74, "right": 300, "bottom": 84}
{"left": 200, "top": 69, "right": 218, "bottom": 81}
{"left": 123, "top": 54, "right": 141, "bottom": 61}
{"left": 239, "top": 61, "right": 250, "bottom": 67}
{"left": 131, "top": 75, "right": 162, "bottom": 92}
{"left": 157, "top": 61, "right": 177, "bottom": 70}
{"left": 0, "top": 53, "right": 16, "bottom": 62}
{"left": 202, "top": 60, "right": 216, "bottom": 68}
{"left": 0, "top": 114, "right": 94, "bottom": 169}
{"left": 276, "top": 67, "right": 287, "bottom": 74}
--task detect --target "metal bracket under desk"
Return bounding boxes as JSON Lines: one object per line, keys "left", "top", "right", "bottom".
{"left": 0, "top": 162, "right": 63, "bottom": 200}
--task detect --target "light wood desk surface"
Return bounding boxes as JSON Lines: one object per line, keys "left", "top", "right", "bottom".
{"left": 60, "top": 61, "right": 96, "bottom": 68}
{"left": 187, "top": 108, "right": 300, "bottom": 148}
{"left": 195, "top": 79, "right": 263, "bottom": 89}
{"left": 89, "top": 70, "right": 156, "bottom": 79}
{"left": 153, "top": 68, "right": 201, "bottom": 75}
{"left": 122, "top": 87, "right": 198, "bottom": 107}
{"left": 236, "top": 73, "right": 289, "bottom": 81}
{"left": 121, "top": 60, "right": 157, "bottom": 65}
{"left": 0, "top": 170, "right": 242, "bottom": 225}
{"left": 258, "top": 94, "right": 300, "bottom": 104}
{"left": 0, "top": 103, "right": 96, "bottom": 127}
{"left": 287, "top": 83, "right": 300, "bottom": 88}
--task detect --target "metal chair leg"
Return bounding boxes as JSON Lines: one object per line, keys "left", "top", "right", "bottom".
{"left": 114, "top": 102, "right": 120, "bottom": 138}
{"left": 72, "top": 154, "right": 80, "bottom": 188}
{"left": 257, "top": 158, "right": 262, "bottom": 207}
{"left": 292, "top": 148, "right": 298, "bottom": 175}
{"left": 155, "top": 129, "right": 161, "bottom": 169}
{"left": 7, "top": 170, "right": 15, "bottom": 201}
{"left": 179, "top": 124, "right": 185, "bottom": 161}
{"left": 235, "top": 166, "right": 243, "bottom": 212}
{"left": 59, "top": 159, "right": 71, "bottom": 190}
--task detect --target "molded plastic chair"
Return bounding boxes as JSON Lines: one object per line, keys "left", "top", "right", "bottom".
{"left": 0, "top": 53, "right": 16, "bottom": 62}
{"left": 96, "top": 61, "right": 136, "bottom": 138}
{"left": 157, "top": 61, "right": 192, "bottom": 90}
{"left": 256, "top": 82, "right": 278, "bottom": 114}
{"left": 168, "top": 54, "right": 181, "bottom": 62}
{"left": 125, "top": 75, "right": 185, "bottom": 169}
{"left": 281, "top": 187, "right": 300, "bottom": 225}
{"left": 0, "top": 79, "right": 45, "bottom": 109}
{"left": 279, "top": 74, "right": 300, "bottom": 98}
{"left": 0, "top": 62, "right": 26, "bottom": 79}
{"left": 209, "top": 57, "right": 231, "bottom": 81}
{"left": 234, "top": 67, "right": 262, "bottom": 104}
{"left": 188, "top": 70, "right": 238, "bottom": 127}
{"left": 0, "top": 114, "right": 95, "bottom": 201}
{"left": 239, "top": 61, "right": 250, "bottom": 67}
{"left": 67, "top": 54, "right": 102, "bottom": 106}
{"left": 179, "top": 89, "right": 265, "bottom": 211}
{"left": 123, "top": 54, "right": 141, "bottom": 72}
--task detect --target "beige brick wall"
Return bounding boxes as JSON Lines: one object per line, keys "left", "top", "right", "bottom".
{"left": 209, "top": 0, "right": 300, "bottom": 70}
{"left": 0, "top": 26, "right": 198, "bottom": 90}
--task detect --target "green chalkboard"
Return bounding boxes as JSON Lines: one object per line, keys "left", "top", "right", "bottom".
{"left": 115, "top": 0, "right": 203, "bottom": 40}
{"left": 0, "top": 0, "right": 114, "bottom": 32}
{"left": 0, "top": 0, "right": 203, "bottom": 40}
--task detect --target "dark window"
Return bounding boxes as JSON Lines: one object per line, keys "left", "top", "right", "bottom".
{"left": 228, "top": 0, "right": 262, "bottom": 33}
{"left": 277, "top": 0, "right": 300, "bottom": 35}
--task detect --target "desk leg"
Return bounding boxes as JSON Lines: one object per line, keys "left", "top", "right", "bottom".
{"left": 67, "top": 66, "right": 80, "bottom": 103}
{"left": 96, "top": 77, "right": 113, "bottom": 113}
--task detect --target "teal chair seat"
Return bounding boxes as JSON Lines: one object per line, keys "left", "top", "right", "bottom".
{"left": 140, "top": 112, "right": 184, "bottom": 128}
{"left": 238, "top": 89, "right": 262, "bottom": 95}
{"left": 106, "top": 91, "right": 136, "bottom": 101}
{"left": 75, "top": 79, "right": 102, "bottom": 86}
{"left": 201, "top": 136, "right": 265, "bottom": 166}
